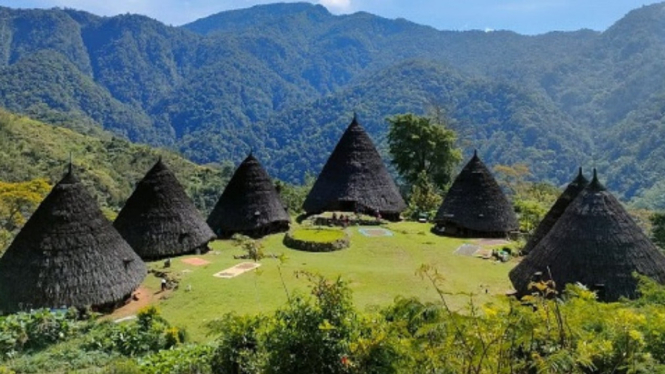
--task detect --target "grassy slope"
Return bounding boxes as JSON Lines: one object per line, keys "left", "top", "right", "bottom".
{"left": 0, "top": 109, "right": 230, "bottom": 212}
{"left": 139, "top": 222, "right": 515, "bottom": 341}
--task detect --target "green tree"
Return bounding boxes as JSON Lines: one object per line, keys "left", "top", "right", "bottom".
{"left": 387, "top": 113, "right": 461, "bottom": 191}
{"left": 651, "top": 212, "right": 665, "bottom": 249}
{"left": 0, "top": 179, "right": 50, "bottom": 250}
{"left": 0, "top": 179, "right": 50, "bottom": 232}
{"left": 405, "top": 170, "right": 443, "bottom": 220}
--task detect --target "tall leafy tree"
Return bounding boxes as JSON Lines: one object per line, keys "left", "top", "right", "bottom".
{"left": 406, "top": 170, "right": 443, "bottom": 219}
{"left": 651, "top": 213, "right": 665, "bottom": 250}
{"left": 387, "top": 113, "right": 461, "bottom": 191}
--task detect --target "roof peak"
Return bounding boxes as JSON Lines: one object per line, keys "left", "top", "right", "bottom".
{"left": 588, "top": 168, "right": 606, "bottom": 191}
{"left": 573, "top": 166, "right": 588, "bottom": 185}
{"left": 60, "top": 163, "right": 79, "bottom": 185}
{"left": 243, "top": 153, "right": 258, "bottom": 163}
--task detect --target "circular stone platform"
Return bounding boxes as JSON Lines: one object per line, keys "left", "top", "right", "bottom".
{"left": 283, "top": 228, "right": 350, "bottom": 252}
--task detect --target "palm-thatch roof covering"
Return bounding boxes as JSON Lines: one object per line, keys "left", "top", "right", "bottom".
{"left": 509, "top": 170, "right": 665, "bottom": 301}
{"left": 302, "top": 116, "right": 406, "bottom": 220}
{"left": 521, "top": 168, "right": 588, "bottom": 255}
{"left": 113, "top": 159, "right": 216, "bottom": 260}
{"left": 434, "top": 151, "right": 518, "bottom": 237}
{"left": 207, "top": 154, "right": 290, "bottom": 238}
{"left": 0, "top": 166, "right": 146, "bottom": 313}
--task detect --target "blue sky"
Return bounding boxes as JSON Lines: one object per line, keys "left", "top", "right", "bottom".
{"left": 0, "top": 0, "right": 654, "bottom": 34}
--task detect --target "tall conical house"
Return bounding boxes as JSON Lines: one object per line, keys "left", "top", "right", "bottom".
{"left": 207, "top": 154, "right": 290, "bottom": 238}
{"left": 521, "top": 167, "right": 588, "bottom": 255}
{"left": 114, "top": 159, "right": 216, "bottom": 260}
{"left": 303, "top": 115, "right": 406, "bottom": 220}
{"left": 434, "top": 151, "right": 518, "bottom": 237}
{"left": 0, "top": 166, "right": 146, "bottom": 313}
{"left": 509, "top": 169, "right": 665, "bottom": 301}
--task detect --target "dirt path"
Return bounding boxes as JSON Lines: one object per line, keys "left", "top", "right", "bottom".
{"left": 107, "top": 286, "right": 162, "bottom": 320}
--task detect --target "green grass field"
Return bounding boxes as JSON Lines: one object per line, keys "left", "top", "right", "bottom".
{"left": 138, "top": 222, "right": 517, "bottom": 341}
{"left": 289, "top": 227, "right": 346, "bottom": 242}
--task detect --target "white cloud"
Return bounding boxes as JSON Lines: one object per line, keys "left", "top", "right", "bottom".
{"left": 318, "top": 0, "right": 352, "bottom": 13}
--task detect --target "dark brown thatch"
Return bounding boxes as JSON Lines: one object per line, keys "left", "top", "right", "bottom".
{"left": 302, "top": 116, "right": 406, "bottom": 220}
{"left": 509, "top": 170, "right": 665, "bottom": 301}
{"left": 434, "top": 151, "right": 518, "bottom": 237}
{"left": 0, "top": 166, "right": 146, "bottom": 313}
{"left": 114, "top": 159, "right": 216, "bottom": 260}
{"left": 207, "top": 154, "right": 290, "bottom": 238}
{"left": 521, "top": 168, "right": 588, "bottom": 255}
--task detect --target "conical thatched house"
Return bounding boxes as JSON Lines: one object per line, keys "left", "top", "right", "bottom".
{"left": 509, "top": 170, "right": 665, "bottom": 301}
{"left": 0, "top": 166, "right": 146, "bottom": 313}
{"left": 207, "top": 154, "right": 290, "bottom": 238}
{"left": 521, "top": 168, "right": 588, "bottom": 255}
{"left": 303, "top": 116, "right": 406, "bottom": 220}
{"left": 114, "top": 159, "right": 216, "bottom": 260}
{"left": 434, "top": 151, "right": 518, "bottom": 237}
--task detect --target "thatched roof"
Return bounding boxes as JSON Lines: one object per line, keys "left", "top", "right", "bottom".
{"left": 521, "top": 168, "right": 588, "bottom": 255}
{"left": 434, "top": 151, "right": 518, "bottom": 234}
{"left": 114, "top": 159, "right": 216, "bottom": 260}
{"left": 302, "top": 116, "right": 406, "bottom": 218}
{"left": 509, "top": 170, "right": 665, "bottom": 301}
{"left": 207, "top": 154, "right": 290, "bottom": 238}
{"left": 0, "top": 166, "right": 146, "bottom": 313}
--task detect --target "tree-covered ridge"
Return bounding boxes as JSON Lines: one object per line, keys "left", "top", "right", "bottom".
{"left": 0, "top": 3, "right": 664, "bottom": 205}
{"left": 0, "top": 109, "right": 232, "bottom": 214}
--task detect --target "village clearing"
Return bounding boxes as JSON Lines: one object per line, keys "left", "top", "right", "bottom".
{"left": 116, "top": 221, "right": 517, "bottom": 341}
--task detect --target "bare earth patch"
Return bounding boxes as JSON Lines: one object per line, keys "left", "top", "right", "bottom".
{"left": 181, "top": 257, "right": 211, "bottom": 266}
{"left": 107, "top": 286, "right": 157, "bottom": 320}
{"left": 213, "top": 262, "right": 261, "bottom": 279}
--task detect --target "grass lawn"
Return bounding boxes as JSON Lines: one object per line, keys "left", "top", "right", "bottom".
{"left": 133, "top": 221, "right": 517, "bottom": 341}
{"left": 289, "top": 227, "right": 347, "bottom": 242}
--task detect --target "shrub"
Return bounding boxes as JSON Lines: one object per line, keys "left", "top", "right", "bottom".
{"left": 0, "top": 309, "right": 81, "bottom": 357}
{"left": 83, "top": 306, "right": 184, "bottom": 357}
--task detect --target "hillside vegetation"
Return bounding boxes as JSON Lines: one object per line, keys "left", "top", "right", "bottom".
{"left": 0, "top": 3, "right": 664, "bottom": 206}
{"left": 0, "top": 110, "right": 232, "bottom": 213}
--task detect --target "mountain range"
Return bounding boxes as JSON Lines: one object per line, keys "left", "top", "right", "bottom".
{"left": 0, "top": 2, "right": 664, "bottom": 208}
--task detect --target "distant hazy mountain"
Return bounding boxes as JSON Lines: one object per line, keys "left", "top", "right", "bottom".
{"left": 0, "top": 2, "right": 664, "bottom": 207}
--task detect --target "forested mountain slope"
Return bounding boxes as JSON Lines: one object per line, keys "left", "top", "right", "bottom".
{"left": 0, "top": 2, "right": 664, "bottom": 206}
{"left": 0, "top": 110, "right": 231, "bottom": 213}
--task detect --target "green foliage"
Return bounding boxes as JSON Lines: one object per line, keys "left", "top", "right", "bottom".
{"left": 231, "top": 234, "right": 266, "bottom": 262}
{"left": 495, "top": 164, "right": 560, "bottom": 233}
{"left": 387, "top": 113, "right": 461, "bottom": 192}
{"left": 138, "top": 344, "right": 213, "bottom": 374}
{"left": 514, "top": 199, "right": 548, "bottom": 233}
{"left": 262, "top": 274, "right": 358, "bottom": 374}
{"left": 290, "top": 228, "right": 346, "bottom": 243}
{"left": 0, "top": 109, "right": 231, "bottom": 216}
{"left": 0, "top": 179, "right": 50, "bottom": 250}
{"left": 82, "top": 306, "right": 184, "bottom": 357}
{"left": 208, "top": 314, "right": 266, "bottom": 374}
{"left": 1, "top": 4, "right": 665, "bottom": 208}
{"left": 12, "top": 271, "right": 665, "bottom": 373}
{"left": 274, "top": 173, "right": 315, "bottom": 215}
{"left": 0, "top": 309, "right": 81, "bottom": 358}
{"left": 404, "top": 169, "right": 442, "bottom": 220}
{"left": 651, "top": 212, "right": 665, "bottom": 249}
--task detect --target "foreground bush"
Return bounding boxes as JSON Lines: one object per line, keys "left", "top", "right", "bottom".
{"left": 9, "top": 272, "right": 665, "bottom": 373}
{"left": 203, "top": 270, "right": 665, "bottom": 374}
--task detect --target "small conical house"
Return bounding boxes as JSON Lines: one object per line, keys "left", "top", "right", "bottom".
{"left": 509, "top": 170, "right": 665, "bottom": 301}
{"left": 303, "top": 116, "right": 406, "bottom": 220}
{"left": 114, "top": 159, "right": 216, "bottom": 260}
{"left": 0, "top": 166, "right": 146, "bottom": 313}
{"left": 207, "top": 154, "right": 290, "bottom": 238}
{"left": 434, "top": 151, "right": 518, "bottom": 237}
{"left": 521, "top": 167, "right": 588, "bottom": 255}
